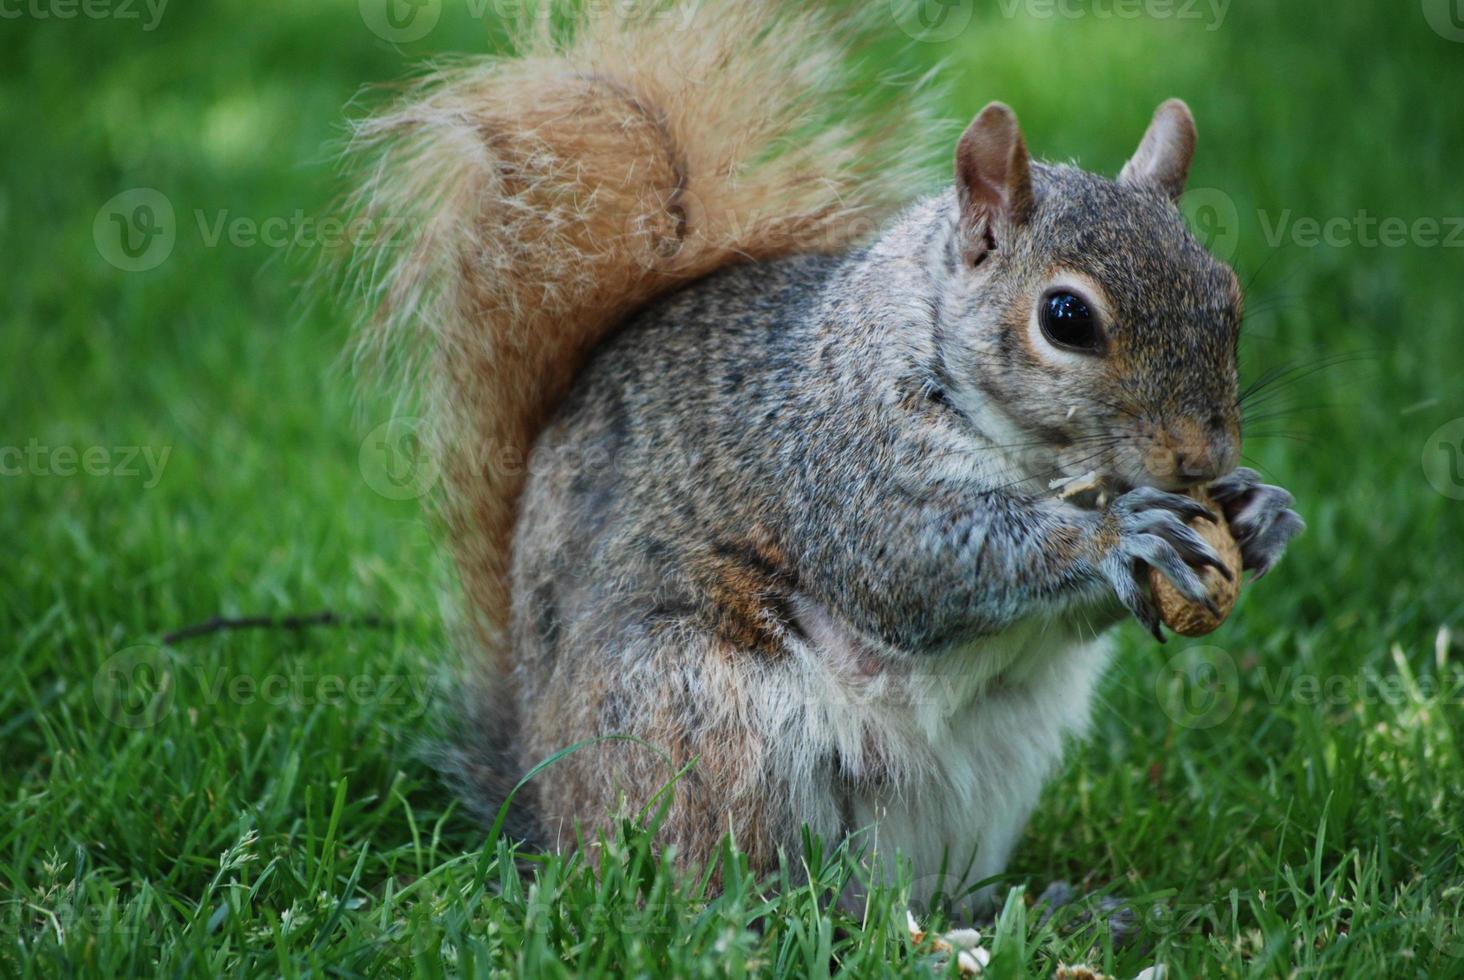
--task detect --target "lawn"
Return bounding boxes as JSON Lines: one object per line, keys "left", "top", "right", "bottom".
{"left": 4, "top": 0, "right": 1464, "bottom": 976}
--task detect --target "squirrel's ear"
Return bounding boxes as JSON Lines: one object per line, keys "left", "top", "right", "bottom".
{"left": 955, "top": 102, "right": 1035, "bottom": 265}
{"left": 1119, "top": 99, "right": 1197, "bottom": 202}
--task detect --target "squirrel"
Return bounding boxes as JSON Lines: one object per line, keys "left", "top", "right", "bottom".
{"left": 341, "top": 1, "right": 1304, "bottom": 910}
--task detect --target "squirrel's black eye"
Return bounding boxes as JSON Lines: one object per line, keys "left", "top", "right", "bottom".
{"left": 1039, "top": 291, "right": 1102, "bottom": 353}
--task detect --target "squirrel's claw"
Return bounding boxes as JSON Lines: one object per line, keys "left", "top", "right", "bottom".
{"left": 1123, "top": 485, "right": 1216, "bottom": 524}
{"left": 1208, "top": 469, "right": 1304, "bottom": 574}
{"left": 1207, "top": 467, "right": 1266, "bottom": 505}
{"left": 1244, "top": 509, "right": 1306, "bottom": 580}
{"left": 1101, "top": 484, "right": 1247, "bottom": 640}
{"left": 1162, "top": 521, "right": 1232, "bottom": 581}
{"left": 1101, "top": 552, "right": 1166, "bottom": 642}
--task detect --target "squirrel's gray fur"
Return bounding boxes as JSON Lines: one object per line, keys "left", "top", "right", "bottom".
{"left": 344, "top": 1, "right": 1303, "bottom": 908}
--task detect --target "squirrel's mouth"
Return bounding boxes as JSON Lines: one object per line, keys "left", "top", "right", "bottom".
{"left": 1052, "top": 440, "right": 1223, "bottom": 497}
{"left": 1048, "top": 469, "right": 1132, "bottom": 509}
{"left": 1047, "top": 440, "right": 1139, "bottom": 499}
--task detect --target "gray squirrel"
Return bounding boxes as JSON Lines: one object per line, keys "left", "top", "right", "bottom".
{"left": 341, "top": 1, "right": 1303, "bottom": 909}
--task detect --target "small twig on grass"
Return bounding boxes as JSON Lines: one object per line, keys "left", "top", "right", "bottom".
{"left": 162, "top": 611, "right": 391, "bottom": 645}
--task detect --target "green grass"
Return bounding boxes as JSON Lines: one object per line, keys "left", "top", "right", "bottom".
{"left": 4, "top": 1, "right": 1464, "bottom": 976}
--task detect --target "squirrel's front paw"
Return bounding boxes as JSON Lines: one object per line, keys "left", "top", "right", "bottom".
{"left": 1208, "top": 467, "right": 1305, "bottom": 579}
{"left": 1099, "top": 486, "right": 1233, "bottom": 642}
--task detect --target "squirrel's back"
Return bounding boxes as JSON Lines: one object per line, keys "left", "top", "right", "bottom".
{"left": 514, "top": 250, "right": 850, "bottom": 643}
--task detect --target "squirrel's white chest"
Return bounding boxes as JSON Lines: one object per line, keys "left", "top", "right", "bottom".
{"left": 786, "top": 604, "right": 1114, "bottom": 910}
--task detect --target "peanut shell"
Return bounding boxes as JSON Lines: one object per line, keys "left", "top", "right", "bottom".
{"left": 1148, "top": 488, "right": 1243, "bottom": 637}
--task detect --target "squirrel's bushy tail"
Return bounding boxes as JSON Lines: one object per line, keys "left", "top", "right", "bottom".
{"left": 341, "top": 1, "right": 933, "bottom": 672}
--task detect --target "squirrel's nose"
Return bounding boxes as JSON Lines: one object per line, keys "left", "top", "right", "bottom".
{"left": 1172, "top": 447, "right": 1221, "bottom": 485}
{"left": 1142, "top": 446, "right": 1213, "bottom": 489}
{"left": 1143, "top": 420, "right": 1237, "bottom": 489}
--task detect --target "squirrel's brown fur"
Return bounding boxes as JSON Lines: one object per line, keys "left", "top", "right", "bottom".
{"left": 340, "top": 2, "right": 935, "bottom": 665}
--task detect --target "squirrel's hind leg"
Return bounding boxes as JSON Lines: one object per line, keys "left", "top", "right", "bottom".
{"left": 505, "top": 619, "right": 820, "bottom": 888}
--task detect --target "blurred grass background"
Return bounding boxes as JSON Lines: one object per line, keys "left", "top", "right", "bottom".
{"left": 3, "top": 1, "right": 1463, "bottom": 976}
